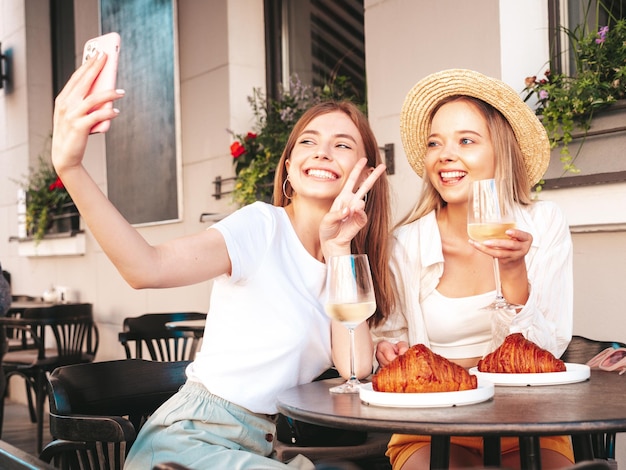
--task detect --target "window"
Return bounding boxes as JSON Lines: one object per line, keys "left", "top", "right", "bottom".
{"left": 548, "top": 0, "right": 625, "bottom": 75}
{"left": 50, "top": 0, "right": 76, "bottom": 99}
{"left": 264, "top": 0, "right": 365, "bottom": 103}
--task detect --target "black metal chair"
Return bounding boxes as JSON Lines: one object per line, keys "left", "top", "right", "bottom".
{"left": 0, "top": 303, "right": 98, "bottom": 453}
{"left": 118, "top": 312, "right": 206, "bottom": 361}
{"left": 5, "top": 295, "right": 43, "bottom": 352}
{"left": 561, "top": 335, "right": 626, "bottom": 463}
{"left": 39, "top": 359, "right": 189, "bottom": 470}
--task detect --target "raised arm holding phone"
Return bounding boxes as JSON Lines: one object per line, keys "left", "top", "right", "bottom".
{"left": 51, "top": 45, "right": 394, "bottom": 469}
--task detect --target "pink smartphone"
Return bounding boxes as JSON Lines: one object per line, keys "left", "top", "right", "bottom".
{"left": 82, "top": 32, "right": 121, "bottom": 133}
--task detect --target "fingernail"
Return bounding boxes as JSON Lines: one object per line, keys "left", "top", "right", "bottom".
{"left": 116, "top": 89, "right": 125, "bottom": 95}
{"left": 113, "top": 108, "right": 120, "bottom": 114}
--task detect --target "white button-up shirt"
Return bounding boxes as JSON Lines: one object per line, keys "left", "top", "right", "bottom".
{"left": 372, "top": 200, "right": 573, "bottom": 358}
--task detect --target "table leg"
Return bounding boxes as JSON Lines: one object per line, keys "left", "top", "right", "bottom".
{"left": 483, "top": 436, "right": 501, "bottom": 466}
{"left": 519, "top": 436, "right": 541, "bottom": 470}
{"left": 430, "top": 435, "right": 450, "bottom": 470}
{"left": 571, "top": 434, "right": 595, "bottom": 462}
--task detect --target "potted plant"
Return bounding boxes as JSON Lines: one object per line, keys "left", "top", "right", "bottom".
{"left": 229, "top": 75, "right": 363, "bottom": 206}
{"left": 17, "top": 154, "right": 77, "bottom": 243}
{"left": 523, "top": 0, "right": 625, "bottom": 183}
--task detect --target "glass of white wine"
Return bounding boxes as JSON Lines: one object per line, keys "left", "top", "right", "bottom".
{"left": 467, "top": 178, "right": 523, "bottom": 311}
{"left": 325, "top": 254, "right": 376, "bottom": 394}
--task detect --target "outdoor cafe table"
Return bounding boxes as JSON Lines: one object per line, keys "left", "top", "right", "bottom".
{"left": 7, "top": 300, "right": 54, "bottom": 315}
{"left": 276, "top": 370, "right": 626, "bottom": 470}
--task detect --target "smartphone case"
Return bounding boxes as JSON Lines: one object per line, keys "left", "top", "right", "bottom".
{"left": 82, "top": 32, "right": 121, "bottom": 133}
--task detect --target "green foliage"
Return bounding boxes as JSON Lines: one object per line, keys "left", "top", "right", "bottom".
{"left": 229, "top": 75, "right": 364, "bottom": 206}
{"left": 524, "top": 2, "right": 626, "bottom": 177}
{"left": 15, "top": 143, "right": 73, "bottom": 242}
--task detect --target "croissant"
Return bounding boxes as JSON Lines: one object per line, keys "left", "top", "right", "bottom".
{"left": 372, "top": 344, "right": 477, "bottom": 393}
{"left": 477, "top": 333, "right": 566, "bottom": 373}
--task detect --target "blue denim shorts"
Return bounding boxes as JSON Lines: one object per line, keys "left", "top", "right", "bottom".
{"left": 124, "top": 381, "right": 314, "bottom": 470}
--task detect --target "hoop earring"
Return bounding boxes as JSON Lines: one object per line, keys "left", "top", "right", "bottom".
{"left": 282, "top": 179, "right": 292, "bottom": 200}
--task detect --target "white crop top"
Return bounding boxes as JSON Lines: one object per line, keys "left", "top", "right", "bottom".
{"left": 422, "top": 289, "right": 494, "bottom": 359}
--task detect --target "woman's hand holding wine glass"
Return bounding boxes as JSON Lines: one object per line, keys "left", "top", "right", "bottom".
{"left": 325, "top": 254, "right": 376, "bottom": 394}
{"left": 467, "top": 178, "right": 523, "bottom": 312}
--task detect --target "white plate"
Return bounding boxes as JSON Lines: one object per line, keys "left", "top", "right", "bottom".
{"left": 468, "top": 362, "right": 590, "bottom": 386}
{"left": 359, "top": 377, "right": 494, "bottom": 408}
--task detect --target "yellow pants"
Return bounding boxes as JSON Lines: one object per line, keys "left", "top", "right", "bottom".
{"left": 386, "top": 434, "right": 575, "bottom": 469}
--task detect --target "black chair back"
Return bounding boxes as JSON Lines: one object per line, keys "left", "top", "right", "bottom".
{"left": 22, "top": 303, "right": 98, "bottom": 364}
{"left": 40, "top": 359, "right": 189, "bottom": 470}
{"left": 0, "top": 303, "right": 98, "bottom": 452}
{"left": 561, "top": 335, "right": 626, "bottom": 462}
{"left": 560, "top": 335, "right": 626, "bottom": 364}
{"left": 119, "top": 312, "right": 206, "bottom": 361}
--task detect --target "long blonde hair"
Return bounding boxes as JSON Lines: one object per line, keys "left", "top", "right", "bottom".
{"left": 400, "top": 96, "right": 532, "bottom": 226}
{"left": 273, "top": 101, "right": 394, "bottom": 327}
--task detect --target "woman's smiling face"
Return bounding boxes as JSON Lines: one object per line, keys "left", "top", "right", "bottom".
{"left": 286, "top": 111, "right": 365, "bottom": 202}
{"left": 424, "top": 99, "right": 496, "bottom": 205}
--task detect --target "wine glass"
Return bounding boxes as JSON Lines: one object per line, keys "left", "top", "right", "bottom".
{"left": 325, "top": 254, "right": 377, "bottom": 394}
{"left": 467, "top": 178, "right": 523, "bottom": 312}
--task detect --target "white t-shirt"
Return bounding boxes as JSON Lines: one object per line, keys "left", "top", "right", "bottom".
{"left": 187, "top": 202, "right": 332, "bottom": 414}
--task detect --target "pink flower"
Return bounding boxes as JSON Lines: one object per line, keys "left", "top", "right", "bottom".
{"left": 596, "top": 26, "right": 609, "bottom": 44}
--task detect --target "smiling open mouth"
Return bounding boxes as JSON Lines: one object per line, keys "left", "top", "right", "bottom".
{"left": 440, "top": 171, "right": 467, "bottom": 182}
{"left": 307, "top": 169, "right": 338, "bottom": 179}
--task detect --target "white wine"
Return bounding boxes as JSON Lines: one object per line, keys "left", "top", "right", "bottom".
{"left": 468, "top": 222, "right": 516, "bottom": 242}
{"left": 325, "top": 301, "right": 376, "bottom": 328}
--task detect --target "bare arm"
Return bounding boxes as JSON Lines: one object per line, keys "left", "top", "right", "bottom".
{"left": 52, "top": 53, "right": 231, "bottom": 288}
{"left": 321, "top": 158, "right": 386, "bottom": 379}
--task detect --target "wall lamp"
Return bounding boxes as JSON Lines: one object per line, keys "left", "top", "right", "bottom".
{"left": 1, "top": 42, "right": 11, "bottom": 90}
{"left": 380, "top": 143, "right": 395, "bottom": 175}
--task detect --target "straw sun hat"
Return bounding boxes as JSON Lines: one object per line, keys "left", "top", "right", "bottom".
{"left": 400, "top": 69, "right": 550, "bottom": 186}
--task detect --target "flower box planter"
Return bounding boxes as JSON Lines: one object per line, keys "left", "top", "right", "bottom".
{"left": 541, "top": 101, "right": 626, "bottom": 190}
{"left": 48, "top": 203, "right": 80, "bottom": 235}
{"left": 15, "top": 233, "right": 86, "bottom": 257}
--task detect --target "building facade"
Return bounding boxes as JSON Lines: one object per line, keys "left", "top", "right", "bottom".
{"left": 1, "top": 0, "right": 625, "bottom": 457}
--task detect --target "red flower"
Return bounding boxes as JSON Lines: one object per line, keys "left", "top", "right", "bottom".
{"left": 230, "top": 141, "right": 246, "bottom": 158}
{"left": 245, "top": 132, "right": 257, "bottom": 140}
{"left": 49, "top": 177, "right": 65, "bottom": 191}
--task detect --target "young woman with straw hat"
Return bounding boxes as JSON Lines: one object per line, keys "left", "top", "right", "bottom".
{"left": 373, "top": 69, "right": 574, "bottom": 469}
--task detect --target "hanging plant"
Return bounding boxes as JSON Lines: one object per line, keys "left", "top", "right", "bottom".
{"left": 523, "top": 1, "right": 625, "bottom": 187}
{"left": 13, "top": 139, "right": 75, "bottom": 242}
{"left": 228, "top": 75, "right": 364, "bottom": 206}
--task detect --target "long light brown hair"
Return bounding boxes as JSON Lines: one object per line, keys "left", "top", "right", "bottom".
{"left": 401, "top": 95, "right": 532, "bottom": 226}
{"left": 273, "top": 101, "right": 394, "bottom": 327}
